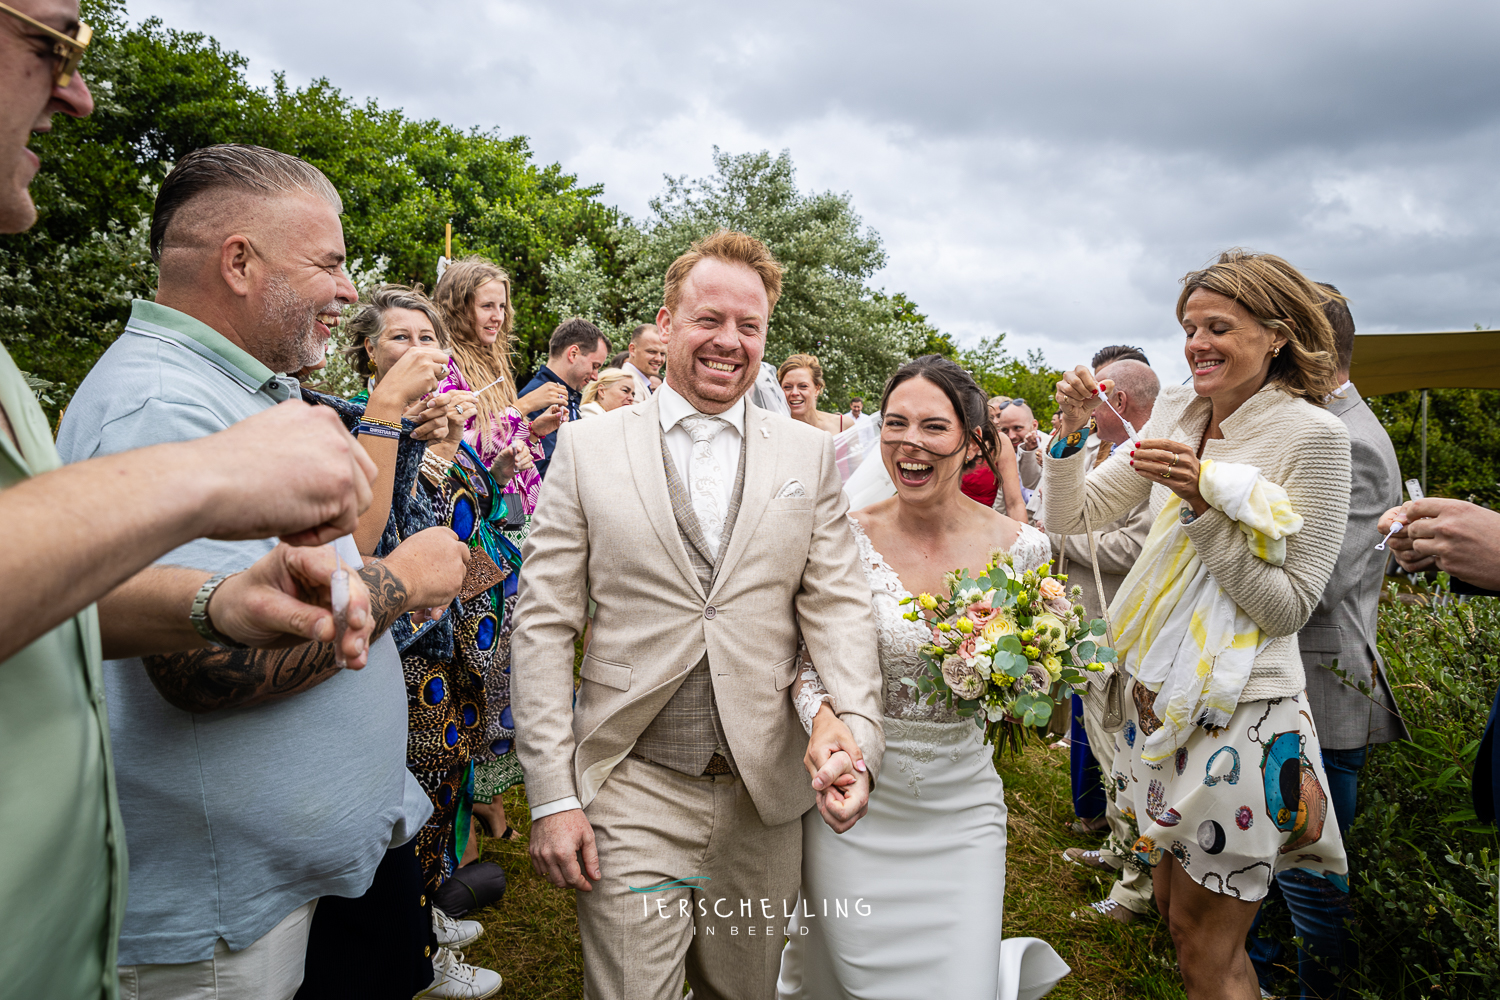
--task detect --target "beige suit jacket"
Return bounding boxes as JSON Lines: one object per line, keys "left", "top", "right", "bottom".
{"left": 512, "top": 392, "right": 885, "bottom": 828}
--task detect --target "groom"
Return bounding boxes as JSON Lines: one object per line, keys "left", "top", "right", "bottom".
{"left": 513, "top": 230, "right": 885, "bottom": 999}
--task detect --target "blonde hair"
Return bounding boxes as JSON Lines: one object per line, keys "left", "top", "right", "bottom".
{"left": 434, "top": 256, "right": 517, "bottom": 434}
{"left": 1176, "top": 248, "right": 1340, "bottom": 405}
{"left": 340, "top": 284, "right": 447, "bottom": 377}
{"left": 582, "top": 367, "right": 634, "bottom": 407}
{"left": 778, "top": 353, "right": 825, "bottom": 390}
{"left": 662, "top": 229, "right": 784, "bottom": 316}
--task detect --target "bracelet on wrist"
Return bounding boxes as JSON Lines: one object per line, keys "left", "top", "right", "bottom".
{"left": 357, "top": 422, "right": 403, "bottom": 440}
{"left": 359, "top": 415, "right": 404, "bottom": 431}
{"left": 190, "top": 572, "right": 250, "bottom": 649}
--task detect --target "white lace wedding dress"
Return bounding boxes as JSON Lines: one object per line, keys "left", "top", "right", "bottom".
{"left": 777, "top": 517, "right": 1070, "bottom": 1000}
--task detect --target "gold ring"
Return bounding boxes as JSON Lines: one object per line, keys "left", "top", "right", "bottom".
{"left": 1162, "top": 469, "right": 1172, "bottom": 480}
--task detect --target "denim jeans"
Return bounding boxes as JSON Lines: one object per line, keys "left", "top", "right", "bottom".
{"left": 1247, "top": 746, "right": 1367, "bottom": 999}
{"left": 1070, "top": 694, "right": 1106, "bottom": 820}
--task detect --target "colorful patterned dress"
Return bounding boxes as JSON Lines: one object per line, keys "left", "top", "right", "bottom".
{"left": 312, "top": 390, "right": 522, "bottom": 890}
{"left": 436, "top": 358, "right": 538, "bottom": 801}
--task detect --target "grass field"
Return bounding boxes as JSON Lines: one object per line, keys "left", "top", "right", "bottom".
{"left": 456, "top": 742, "right": 1187, "bottom": 999}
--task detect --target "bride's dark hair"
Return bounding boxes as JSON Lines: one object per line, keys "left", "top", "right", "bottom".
{"left": 879, "top": 355, "right": 1001, "bottom": 481}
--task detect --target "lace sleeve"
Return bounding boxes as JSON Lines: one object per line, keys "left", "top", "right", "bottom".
{"left": 791, "top": 636, "right": 835, "bottom": 735}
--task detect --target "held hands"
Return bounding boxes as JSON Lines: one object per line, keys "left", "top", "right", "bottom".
{"left": 530, "top": 808, "right": 601, "bottom": 891}
{"left": 805, "top": 705, "right": 872, "bottom": 834}
{"left": 1053, "top": 366, "right": 1115, "bottom": 438}
{"left": 211, "top": 543, "right": 375, "bottom": 667}
{"left": 1378, "top": 498, "right": 1500, "bottom": 589}
{"left": 196, "top": 401, "right": 377, "bottom": 546}
{"left": 1129, "top": 439, "right": 1208, "bottom": 515}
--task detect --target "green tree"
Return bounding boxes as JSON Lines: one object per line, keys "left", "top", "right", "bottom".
{"left": 605, "top": 148, "right": 932, "bottom": 410}
{"left": 1366, "top": 388, "right": 1500, "bottom": 504}
{"left": 1, "top": 0, "right": 619, "bottom": 415}
{"left": 960, "top": 335, "right": 1064, "bottom": 426}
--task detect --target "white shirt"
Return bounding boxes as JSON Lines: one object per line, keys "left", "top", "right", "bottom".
{"left": 657, "top": 381, "right": 746, "bottom": 531}
{"left": 529, "top": 382, "right": 746, "bottom": 824}
{"left": 622, "top": 360, "right": 653, "bottom": 399}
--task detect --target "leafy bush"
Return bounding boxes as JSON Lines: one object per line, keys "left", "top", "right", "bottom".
{"left": 1338, "top": 586, "right": 1500, "bottom": 997}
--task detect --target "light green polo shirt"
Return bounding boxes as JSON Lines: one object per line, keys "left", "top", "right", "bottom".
{"left": 0, "top": 343, "right": 123, "bottom": 1000}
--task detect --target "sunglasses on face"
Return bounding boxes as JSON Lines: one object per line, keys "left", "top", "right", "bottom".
{"left": 1, "top": 2, "right": 92, "bottom": 88}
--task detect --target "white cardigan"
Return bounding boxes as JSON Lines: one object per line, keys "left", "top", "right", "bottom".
{"left": 1044, "top": 383, "right": 1351, "bottom": 702}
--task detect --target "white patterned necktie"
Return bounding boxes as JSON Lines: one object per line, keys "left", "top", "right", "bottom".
{"left": 680, "top": 413, "right": 729, "bottom": 559}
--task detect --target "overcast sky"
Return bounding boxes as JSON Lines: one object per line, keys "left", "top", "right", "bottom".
{"left": 129, "top": 0, "right": 1500, "bottom": 384}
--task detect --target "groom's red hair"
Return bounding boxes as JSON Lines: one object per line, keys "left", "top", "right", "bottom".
{"left": 662, "top": 229, "right": 784, "bottom": 316}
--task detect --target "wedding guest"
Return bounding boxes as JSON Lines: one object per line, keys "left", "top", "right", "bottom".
{"left": 996, "top": 399, "right": 1045, "bottom": 490}
{"left": 580, "top": 367, "right": 637, "bottom": 416}
{"left": 609, "top": 349, "right": 630, "bottom": 370}
{"left": 959, "top": 428, "right": 1027, "bottom": 522}
{"left": 1091, "top": 343, "right": 1151, "bottom": 369}
{"left": 317, "top": 285, "right": 531, "bottom": 996}
{"left": 1057, "top": 358, "right": 1158, "bottom": 923}
{"left": 779, "top": 353, "right": 855, "bottom": 433}
{"left": 339, "top": 285, "right": 453, "bottom": 554}
{"left": 433, "top": 256, "right": 557, "bottom": 848}
{"left": 649, "top": 373, "right": 663, "bottom": 392}
{"left": 56, "top": 144, "right": 470, "bottom": 1000}
{"left": 0, "top": 23, "right": 402, "bottom": 1000}
{"left": 520, "top": 317, "right": 611, "bottom": 477}
{"left": 1245, "top": 285, "right": 1407, "bottom": 1000}
{"left": 1045, "top": 249, "right": 1352, "bottom": 1000}
{"left": 622, "top": 322, "right": 665, "bottom": 398}
{"left": 433, "top": 256, "right": 558, "bottom": 513}
{"left": 846, "top": 396, "right": 864, "bottom": 420}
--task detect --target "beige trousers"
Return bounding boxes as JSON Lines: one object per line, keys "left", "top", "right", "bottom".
{"left": 1079, "top": 682, "right": 1154, "bottom": 914}
{"left": 578, "top": 757, "right": 801, "bottom": 1000}
{"left": 118, "top": 900, "right": 316, "bottom": 1000}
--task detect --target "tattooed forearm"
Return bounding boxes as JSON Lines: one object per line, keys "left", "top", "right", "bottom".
{"left": 141, "top": 558, "right": 413, "bottom": 713}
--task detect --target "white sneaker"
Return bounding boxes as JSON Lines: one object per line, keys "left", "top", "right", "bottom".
{"left": 433, "top": 907, "right": 484, "bottom": 949}
{"left": 420, "top": 948, "right": 502, "bottom": 999}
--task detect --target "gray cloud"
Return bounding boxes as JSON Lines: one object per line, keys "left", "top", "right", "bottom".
{"left": 129, "top": 0, "right": 1500, "bottom": 384}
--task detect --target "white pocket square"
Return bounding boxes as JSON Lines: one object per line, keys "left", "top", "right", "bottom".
{"left": 775, "top": 479, "right": 807, "bottom": 499}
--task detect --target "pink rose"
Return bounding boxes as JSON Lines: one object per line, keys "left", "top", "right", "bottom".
{"left": 966, "top": 601, "right": 998, "bottom": 627}
{"left": 958, "top": 636, "right": 978, "bottom": 659}
{"left": 1038, "top": 578, "right": 1066, "bottom": 602}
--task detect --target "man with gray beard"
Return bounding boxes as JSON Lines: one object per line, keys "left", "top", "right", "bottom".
{"left": 58, "top": 145, "right": 474, "bottom": 1000}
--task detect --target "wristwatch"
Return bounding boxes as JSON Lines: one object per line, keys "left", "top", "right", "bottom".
{"left": 189, "top": 572, "right": 250, "bottom": 649}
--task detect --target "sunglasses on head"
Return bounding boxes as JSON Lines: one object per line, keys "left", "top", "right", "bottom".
{"left": 993, "top": 397, "right": 1026, "bottom": 411}
{"left": 1, "top": 2, "right": 92, "bottom": 88}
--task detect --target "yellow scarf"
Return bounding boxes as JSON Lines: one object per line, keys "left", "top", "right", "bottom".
{"left": 1107, "top": 459, "right": 1304, "bottom": 761}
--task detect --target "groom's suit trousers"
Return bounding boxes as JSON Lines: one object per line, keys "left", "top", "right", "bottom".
{"left": 577, "top": 756, "right": 800, "bottom": 1000}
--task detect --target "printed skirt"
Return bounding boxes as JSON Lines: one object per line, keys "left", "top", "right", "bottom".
{"left": 1111, "top": 678, "right": 1348, "bottom": 901}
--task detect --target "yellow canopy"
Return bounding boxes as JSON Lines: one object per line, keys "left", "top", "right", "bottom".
{"left": 1351, "top": 329, "right": 1500, "bottom": 397}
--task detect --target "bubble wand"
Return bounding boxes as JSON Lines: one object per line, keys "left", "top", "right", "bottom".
{"left": 329, "top": 544, "right": 351, "bottom": 668}
{"left": 1375, "top": 478, "right": 1426, "bottom": 551}
{"left": 1096, "top": 390, "right": 1139, "bottom": 447}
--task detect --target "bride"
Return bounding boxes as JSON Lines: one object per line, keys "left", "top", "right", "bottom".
{"left": 779, "top": 356, "right": 1070, "bottom": 1000}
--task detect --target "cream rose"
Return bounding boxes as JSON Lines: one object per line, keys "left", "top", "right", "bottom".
{"left": 1038, "top": 577, "right": 1066, "bottom": 602}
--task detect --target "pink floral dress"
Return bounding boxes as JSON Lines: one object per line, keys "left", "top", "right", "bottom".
{"left": 439, "top": 358, "right": 544, "bottom": 515}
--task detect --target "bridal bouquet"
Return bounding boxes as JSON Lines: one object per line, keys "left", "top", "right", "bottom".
{"left": 899, "top": 554, "right": 1117, "bottom": 754}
